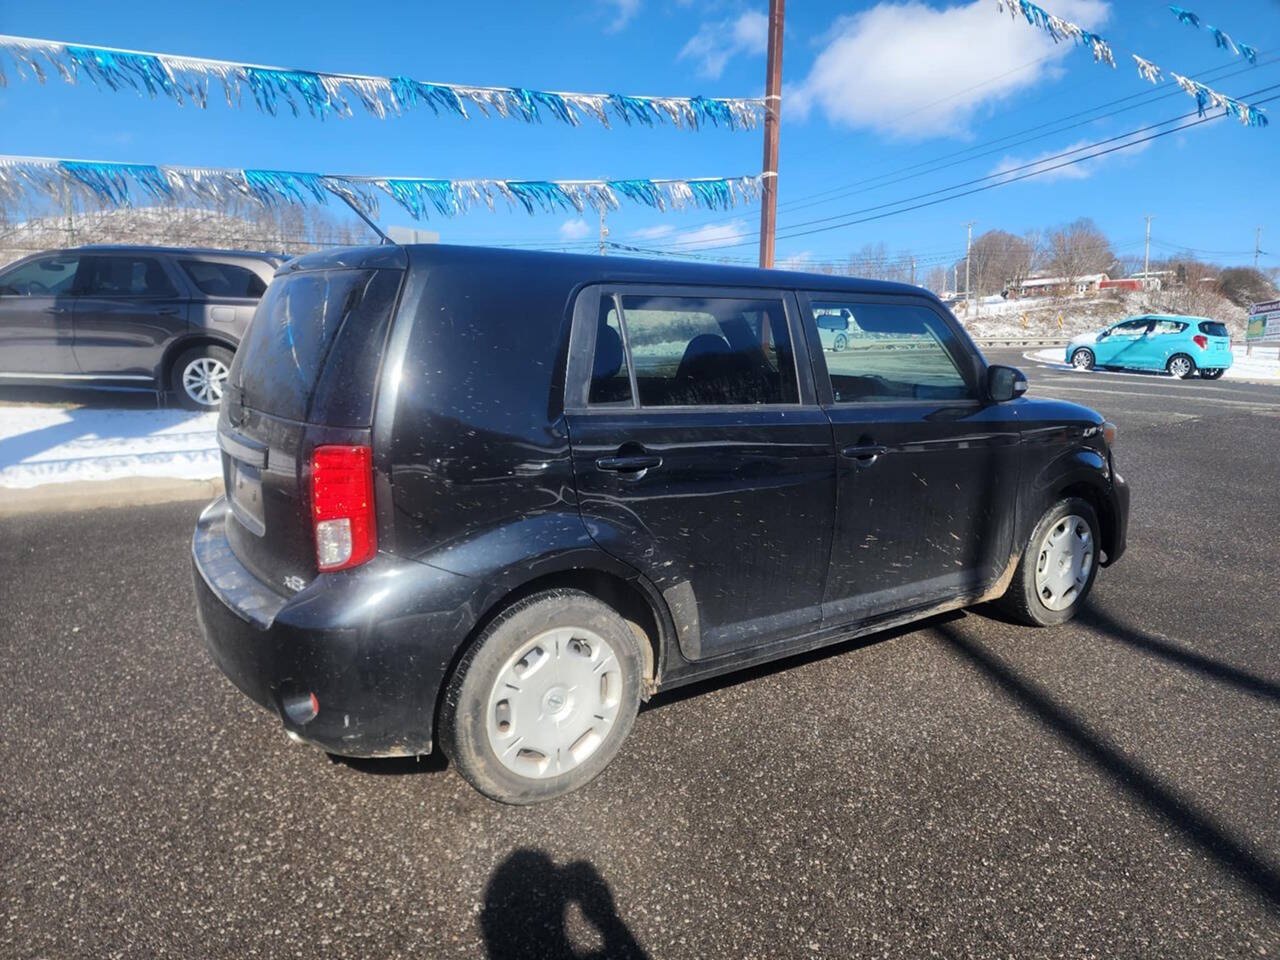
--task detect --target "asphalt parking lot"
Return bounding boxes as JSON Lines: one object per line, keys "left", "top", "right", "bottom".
{"left": 3, "top": 349, "right": 1279, "bottom": 958}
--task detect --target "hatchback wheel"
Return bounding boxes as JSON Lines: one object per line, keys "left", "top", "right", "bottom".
{"left": 833, "top": 333, "right": 848, "bottom": 352}
{"left": 1166, "top": 354, "right": 1195, "bottom": 379}
{"left": 1070, "top": 348, "right": 1095, "bottom": 371}
{"left": 440, "top": 589, "right": 644, "bottom": 804}
{"left": 997, "top": 497, "right": 1100, "bottom": 627}
{"left": 172, "top": 345, "right": 233, "bottom": 409}
{"left": 1199, "top": 368, "right": 1224, "bottom": 380}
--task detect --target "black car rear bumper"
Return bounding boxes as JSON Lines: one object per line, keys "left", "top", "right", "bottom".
{"left": 191, "top": 498, "right": 473, "bottom": 757}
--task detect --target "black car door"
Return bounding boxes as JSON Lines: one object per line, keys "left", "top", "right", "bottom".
{"left": 0, "top": 252, "right": 82, "bottom": 375}
{"left": 565, "top": 285, "right": 835, "bottom": 662}
{"left": 72, "top": 254, "right": 190, "bottom": 378}
{"left": 797, "top": 292, "right": 1021, "bottom": 626}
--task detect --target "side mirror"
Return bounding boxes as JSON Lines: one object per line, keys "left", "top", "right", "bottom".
{"left": 987, "top": 365, "right": 1028, "bottom": 402}
{"left": 1097, "top": 329, "right": 1110, "bottom": 340}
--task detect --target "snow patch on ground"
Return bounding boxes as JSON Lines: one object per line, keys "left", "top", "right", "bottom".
{"left": 0, "top": 405, "right": 220, "bottom": 489}
{"left": 1031, "top": 346, "right": 1280, "bottom": 381}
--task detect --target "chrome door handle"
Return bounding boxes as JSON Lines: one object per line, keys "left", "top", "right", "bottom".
{"left": 840, "top": 444, "right": 887, "bottom": 466}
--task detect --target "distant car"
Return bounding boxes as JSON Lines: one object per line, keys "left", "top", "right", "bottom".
{"left": 814, "top": 306, "right": 851, "bottom": 351}
{"left": 1065, "top": 315, "right": 1233, "bottom": 380}
{"left": 0, "top": 245, "right": 286, "bottom": 408}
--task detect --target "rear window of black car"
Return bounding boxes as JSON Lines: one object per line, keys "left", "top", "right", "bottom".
{"left": 232, "top": 268, "right": 402, "bottom": 424}
{"left": 1198, "top": 321, "right": 1229, "bottom": 337}
{"left": 180, "top": 259, "right": 268, "bottom": 299}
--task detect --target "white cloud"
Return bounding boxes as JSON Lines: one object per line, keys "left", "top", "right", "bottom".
{"left": 666, "top": 218, "right": 754, "bottom": 250}
{"left": 776, "top": 251, "right": 815, "bottom": 270}
{"left": 789, "top": 0, "right": 1110, "bottom": 139}
{"left": 631, "top": 223, "right": 676, "bottom": 240}
{"left": 559, "top": 218, "right": 591, "bottom": 240}
{"left": 991, "top": 134, "right": 1152, "bottom": 183}
{"left": 679, "top": 11, "right": 769, "bottom": 79}
{"left": 602, "top": 0, "right": 642, "bottom": 33}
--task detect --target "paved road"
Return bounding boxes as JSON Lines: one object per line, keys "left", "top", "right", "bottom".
{"left": 3, "top": 358, "right": 1279, "bottom": 958}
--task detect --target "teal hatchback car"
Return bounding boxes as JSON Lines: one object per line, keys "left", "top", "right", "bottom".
{"left": 1066, "top": 315, "right": 1233, "bottom": 379}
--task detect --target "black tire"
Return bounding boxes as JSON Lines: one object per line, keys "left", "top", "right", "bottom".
{"left": 997, "top": 497, "right": 1101, "bottom": 627}
{"left": 1166, "top": 353, "right": 1196, "bottom": 379}
{"left": 1070, "top": 348, "right": 1095, "bottom": 371}
{"left": 833, "top": 333, "right": 848, "bottom": 352}
{"left": 1199, "top": 368, "right": 1224, "bottom": 380}
{"left": 440, "top": 589, "right": 644, "bottom": 804}
{"left": 171, "top": 344, "right": 234, "bottom": 410}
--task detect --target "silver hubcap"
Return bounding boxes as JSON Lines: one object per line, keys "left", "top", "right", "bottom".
{"left": 1170, "top": 357, "right": 1191, "bottom": 378}
{"left": 1034, "top": 514, "right": 1093, "bottom": 611}
{"left": 1072, "top": 351, "right": 1092, "bottom": 368}
{"left": 486, "top": 626, "right": 623, "bottom": 780}
{"left": 182, "top": 357, "right": 228, "bottom": 406}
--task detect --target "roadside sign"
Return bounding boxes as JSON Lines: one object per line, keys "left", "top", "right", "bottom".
{"left": 1247, "top": 299, "right": 1280, "bottom": 344}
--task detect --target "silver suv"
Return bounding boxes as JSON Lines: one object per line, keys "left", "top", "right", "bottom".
{"left": 0, "top": 245, "right": 285, "bottom": 408}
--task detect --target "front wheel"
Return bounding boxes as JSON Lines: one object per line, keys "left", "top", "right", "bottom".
{"left": 997, "top": 497, "right": 1100, "bottom": 627}
{"left": 172, "top": 344, "right": 233, "bottom": 409}
{"left": 1167, "top": 354, "right": 1196, "bottom": 379}
{"left": 833, "top": 333, "right": 848, "bottom": 352}
{"left": 1070, "top": 348, "right": 1095, "bottom": 371}
{"left": 1199, "top": 368, "right": 1224, "bottom": 380}
{"left": 440, "top": 589, "right": 644, "bottom": 804}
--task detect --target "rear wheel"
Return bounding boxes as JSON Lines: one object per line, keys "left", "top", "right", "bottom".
{"left": 172, "top": 344, "right": 233, "bottom": 409}
{"left": 1199, "top": 368, "right": 1224, "bottom": 380}
{"left": 440, "top": 589, "right": 644, "bottom": 804}
{"left": 833, "top": 333, "right": 848, "bottom": 352}
{"left": 1070, "top": 348, "right": 1095, "bottom": 371}
{"left": 998, "top": 497, "right": 1100, "bottom": 627}
{"left": 1167, "top": 354, "right": 1195, "bottom": 379}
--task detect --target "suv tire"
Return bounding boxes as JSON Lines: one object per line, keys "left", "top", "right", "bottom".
{"left": 440, "top": 589, "right": 644, "bottom": 804}
{"left": 998, "top": 497, "right": 1101, "bottom": 627}
{"left": 172, "top": 344, "right": 234, "bottom": 410}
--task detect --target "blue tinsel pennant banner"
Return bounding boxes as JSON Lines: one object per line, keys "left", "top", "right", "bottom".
{"left": 0, "top": 156, "right": 762, "bottom": 221}
{"left": 994, "top": 1, "right": 1267, "bottom": 128}
{"left": 1166, "top": 6, "right": 1258, "bottom": 64}
{"left": 0, "top": 34, "right": 764, "bottom": 131}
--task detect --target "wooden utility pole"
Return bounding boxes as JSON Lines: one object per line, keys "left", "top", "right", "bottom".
{"left": 1256, "top": 226, "right": 1263, "bottom": 271}
{"left": 599, "top": 206, "right": 609, "bottom": 256}
{"left": 1144, "top": 214, "right": 1154, "bottom": 286}
{"left": 964, "top": 221, "right": 975, "bottom": 311}
{"left": 758, "top": 0, "right": 784, "bottom": 268}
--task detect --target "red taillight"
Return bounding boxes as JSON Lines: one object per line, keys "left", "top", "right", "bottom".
{"left": 310, "top": 445, "right": 376, "bottom": 572}
{"left": 1192, "top": 334, "right": 1208, "bottom": 350}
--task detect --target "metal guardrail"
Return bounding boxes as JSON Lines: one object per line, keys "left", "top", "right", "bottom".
{"left": 972, "top": 336, "right": 1068, "bottom": 347}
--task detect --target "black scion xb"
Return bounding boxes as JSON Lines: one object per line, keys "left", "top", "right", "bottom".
{"left": 193, "top": 244, "right": 1129, "bottom": 804}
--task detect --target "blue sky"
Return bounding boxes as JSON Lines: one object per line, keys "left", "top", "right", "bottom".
{"left": 2, "top": 0, "right": 1277, "bottom": 274}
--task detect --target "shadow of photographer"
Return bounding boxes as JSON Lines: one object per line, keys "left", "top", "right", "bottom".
{"left": 481, "top": 849, "right": 648, "bottom": 960}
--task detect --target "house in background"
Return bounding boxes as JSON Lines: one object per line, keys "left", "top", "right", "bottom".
{"left": 1004, "top": 272, "right": 1109, "bottom": 298}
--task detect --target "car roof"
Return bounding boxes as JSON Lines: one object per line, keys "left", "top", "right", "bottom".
{"left": 66, "top": 244, "right": 286, "bottom": 262}
{"left": 279, "top": 242, "right": 936, "bottom": 300}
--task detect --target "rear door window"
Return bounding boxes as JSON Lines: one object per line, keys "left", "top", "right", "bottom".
{"left": 1151, "top": 319, "right": 1188, "bottom": 335}
{"left": 180, "top": 260, "right": 268, "bottom": 299}
{"left": 597, "top": 293, "right": 798, "bottom": 407}
{"left": 232, "top": 268, "right": 402, "bottom": 423}
{"left": 807, "top": 299, "right": 972, "bottom": 402}
{"left": 79, "top": 255, "right": 177, "bottom": 297}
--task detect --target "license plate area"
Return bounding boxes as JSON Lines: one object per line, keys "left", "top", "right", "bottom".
{"left": 227, "top": 458, "right": 266, "bottom": 537}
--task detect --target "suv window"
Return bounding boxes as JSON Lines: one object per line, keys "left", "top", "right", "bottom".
{"left": 180, "top": 259, "right": 268, "bottom": 299}
{"left": 598, "top": 294, "right": 798, "bottom": 407}
{"left": 589, "top": 295, "right": 633, "bottom": 406}
{"left": 79, "top": 255, "right": 177, "bottom": 298}
{"left": 1151, "top": 319, "right": 1188, "bottom": 335}
{"left": 1198, "top": 320, "right": 1229, "bottom": 337}
{"left": 809, "top": 299, "right": 971, "bottom": 402}
{"left": 0, "top": 253, "right": 81, "bottom": 296}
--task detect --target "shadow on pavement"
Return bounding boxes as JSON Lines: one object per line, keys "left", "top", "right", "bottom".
{"left": 1079, "top": 604, "right": 1280, "bottom": 704}
{"left": 481, "top": 849, "right": 648, "bottom": 960}
{"left": 328, "top": 751, "right": 449, "bottom": 776}
{"left": 937, "top": 622, "right": 1280, "bottom": 909}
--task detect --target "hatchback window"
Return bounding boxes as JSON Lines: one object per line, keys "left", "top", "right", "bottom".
{"left": 0, "top": 253, "right": 81, "bottom": 296}
{"left": 613, "top": 294, "right": 798, "bottom": 406}
{"left": 810, "top": 300, "right": 971, "bottom": 402}
{"left": 1198, "top": 321, "right": 1229, "bottom": 337}
{"left": 79, "top": 255, "right": 177, "bottom": 297}
{"left": 180, "top": 260, "right": 268, "bottom": 298}
{"left": 1151, "top": 320, "right": 1187, "bottom": 335}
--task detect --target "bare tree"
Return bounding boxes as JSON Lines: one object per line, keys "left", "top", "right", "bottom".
{"left": 1046, "top": 217, "right": 1114, "bottom": 284}
{"left": 923, "top": 265, "right": 949, "bottom": 295}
